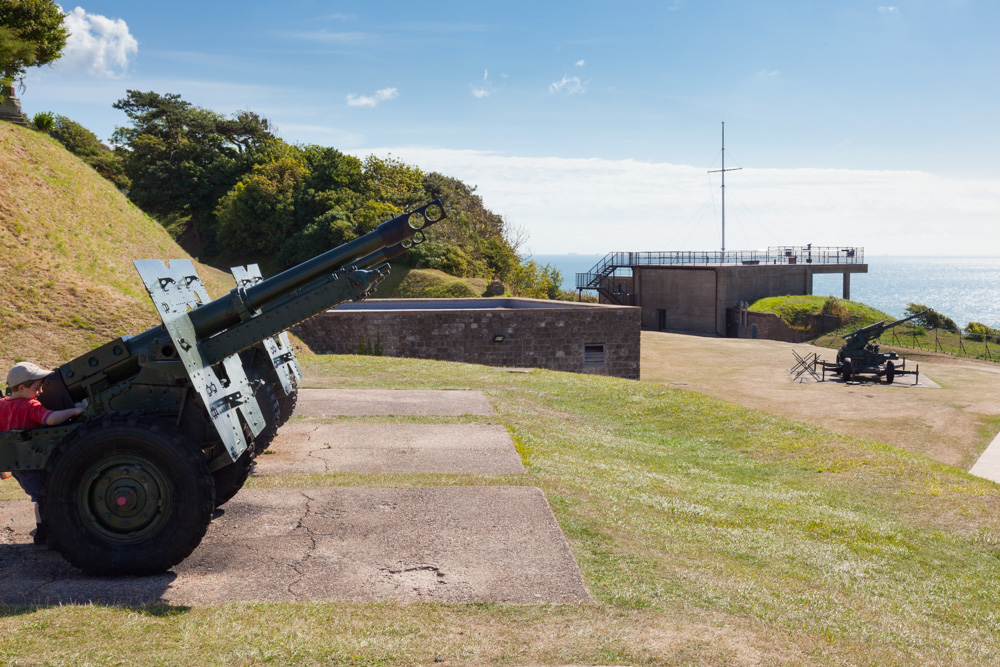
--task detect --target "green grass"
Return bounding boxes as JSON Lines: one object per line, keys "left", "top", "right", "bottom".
{"left": 369, "top": 265, "right": 488, "bottom": 299}
{"left": 5, "top": 354, "right": 1000, "bottom": 664}
{"left": 750, "top": 295, "right": 891, "bottom": 331}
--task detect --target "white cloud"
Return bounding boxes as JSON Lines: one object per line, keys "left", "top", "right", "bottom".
{"left": 575, "top": 59, "right": 585, "bottom": 67}
{"left": 878, "top": 6, "right": 899, "bottom": 13}
{"left": 57, "top": 6, "right": 138, "bottom": 78}
{"left": 756, "top": 69, "right": 780, "bottom": 78}
{"left": 470, "top": 69, "right": 491, "bottom": 98}
{"left": 346, "top": 87, "right": 399, "bottom": 107}
{"left": 352, "top": 146, "right": 1000, "bottom": 256}
{"left": 549, "top": 75, "right": 585, "bottom": 95}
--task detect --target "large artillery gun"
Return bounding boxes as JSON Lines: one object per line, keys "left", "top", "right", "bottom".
{"left": 0, "top": 200, "right": 446, "bottom": 575}
{"left": 825, "top": 309, "right": 928, "bottom": 383}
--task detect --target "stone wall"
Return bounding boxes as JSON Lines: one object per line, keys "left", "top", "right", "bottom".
{"left": 292, "top": 298, "right": 641, "bottom": 379}
{"left": 729, "top": 309, "right": 842, "bottom": 342}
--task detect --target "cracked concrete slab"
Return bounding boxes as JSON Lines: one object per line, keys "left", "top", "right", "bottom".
{"left": 295, "top": 388, "right": 494, "bottom": 417}
{"left": 0, "top": 487, "right": 589, "bottom": 605}
{"left": 255, "top": 424, "right": 525, "bottom": 475}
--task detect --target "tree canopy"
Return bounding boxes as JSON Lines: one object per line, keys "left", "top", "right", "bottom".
{"left": 0, "top": 0, "right": 67, "bottom": 100}
{"left": 111, "top": 90, "right": 275, "bottom": 239}
{"left": 110, "top": 91, "right": 569, "bottom": 298}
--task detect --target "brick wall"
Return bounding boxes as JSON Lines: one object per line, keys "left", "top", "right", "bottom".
{"left": 292, "top": 298, "right": 641, "bottom": 379}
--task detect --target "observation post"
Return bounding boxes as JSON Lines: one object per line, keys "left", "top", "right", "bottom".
{"left": 575, "top": 245, "right": 867, "bottom": 337}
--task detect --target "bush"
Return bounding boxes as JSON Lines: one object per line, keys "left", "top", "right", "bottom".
{"left": 31, "top": 111, "right": 55, "bottom": 132}
{"left": 821, "top": 296, "right": 847, "bottom": 320}
{"left": 964, "top": 322, "right": 999, "bottom": 342}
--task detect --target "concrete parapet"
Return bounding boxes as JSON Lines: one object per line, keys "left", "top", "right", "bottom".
{"left": 293, "top": 297, "right": 641, "bottom": 379}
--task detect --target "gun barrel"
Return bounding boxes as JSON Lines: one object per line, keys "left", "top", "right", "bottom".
{"left": 188, "top": 200, "right": 444, "bottom": 339}
{"left": 887, "top": 309, "right": 929, "bottom": 329}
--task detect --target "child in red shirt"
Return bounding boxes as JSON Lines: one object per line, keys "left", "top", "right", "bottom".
{"left": 1, "top": 362, "right": 85, "bottom": 544}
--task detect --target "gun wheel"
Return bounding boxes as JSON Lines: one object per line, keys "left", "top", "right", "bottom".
{"left": 213, "top": 447, "right": 254, "bottom": 508}
{"left": 842, "top": 360, "right": 854, "bottom": 382}
{"left": 276, "top": 384, "right": 298, "bottom": 428}
{"left": 42, "top": 415, "right": 215, "bottom": 576}
{"left": 249, "top": 369, "right": 281, "bottom": 455}
{"left": 885, "top": 361, "right": 896, "bottom": 384}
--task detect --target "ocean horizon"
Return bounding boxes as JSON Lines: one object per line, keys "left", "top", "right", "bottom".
{"left": 531, "top": 254, "right": 1000, "bottom": 329}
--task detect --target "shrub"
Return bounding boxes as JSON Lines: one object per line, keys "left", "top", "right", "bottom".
{"left": 964, "top": 322, "right": 999, "bottom": 342}
{"left": 32, "top": 111, "right": 55, "bottom": 132}
{"left": 821, "top": 296, "right": 848, "bottom": 321}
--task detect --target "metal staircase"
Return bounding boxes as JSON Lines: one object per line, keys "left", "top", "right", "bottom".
{"left": 575, "top": 252, "right": 635, "bottom": 305}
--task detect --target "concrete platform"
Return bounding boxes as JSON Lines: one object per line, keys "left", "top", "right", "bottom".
{"left": 296, "top": 388, "right": 495, "bottom": 417}
{"left": 0, "top": 487, "right": 589, "bottom": 606}
{"left": 970, "top": 430, "right": 1000, "bottom": 484}
{"left": 255, "top": 423, "right": 525, "bottom": 475}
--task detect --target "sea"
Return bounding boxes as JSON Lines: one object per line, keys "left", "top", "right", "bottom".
{"left": 532, "top": 254, "right": 1000, "bottom": 329}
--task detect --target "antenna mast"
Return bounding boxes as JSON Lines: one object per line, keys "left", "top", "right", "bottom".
{"left": 708, "top": 121, "right": 741, "bottom": 253}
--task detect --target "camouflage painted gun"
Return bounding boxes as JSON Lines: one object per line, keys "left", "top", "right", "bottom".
{"left": 0, "top": 200, "right": 445, "bottom": 575}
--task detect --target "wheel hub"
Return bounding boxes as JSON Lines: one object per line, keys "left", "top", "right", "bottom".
{"left": 81, "top": 456, "right": 171, "bottom": 541}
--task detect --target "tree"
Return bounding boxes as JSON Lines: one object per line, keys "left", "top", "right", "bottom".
{"left": 904, "top": 303, "right": 957, "bottom": 331}
{"left": 112, "top": 91, "right": 276, "bottom": 241}
{"left": 215, "top": 157, "right": 309, "bottom": 257}
{"left": 0, "top": 0, "right": 67, "bottom": 100}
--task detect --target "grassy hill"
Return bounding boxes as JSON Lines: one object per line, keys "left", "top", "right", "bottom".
{"left": 0, "top": 122, "right": 234, "bottom": 377}
{"left": 750, "top": 294, "right": 892, "bottom": 332}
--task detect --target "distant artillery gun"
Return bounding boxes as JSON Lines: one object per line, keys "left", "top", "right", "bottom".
{"left": 0, "top": 201, "right": 446, "bottom": 575}
{"left": 820, "top": 310, "right": 928, "bottom": 383}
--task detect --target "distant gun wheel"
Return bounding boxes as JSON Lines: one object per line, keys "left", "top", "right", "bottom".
{"left": 885, "top": 361, "right": 896, "bottom": 384}
{"left": 276, "top": 383, "right": 298, "bottom": 427}
{"left": 213, "top": 448, "right": 254, "bottom": 507}
{"left": 42, "top": 415, "right": 215, "bottom": 576}
{"left": 249, "top": 369, "right": 281, "bottom": 455}
{"left": 842, "top": 360, "right": 854, "bottom": 382}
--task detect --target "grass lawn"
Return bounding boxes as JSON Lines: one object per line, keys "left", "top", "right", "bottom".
{"left": 3, "top": 354, "right": 1000, "bottom": 665}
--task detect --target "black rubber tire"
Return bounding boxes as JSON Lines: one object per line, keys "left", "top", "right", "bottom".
{"left": 885, "top": 361, "right": 896, "bottom": 384}
{"left": 213, "top": 448, "right": 254, "bottom": 507}
{"left": 842, "top": 360, "right": 854, "bottom": 382}
{"left": 276, "top": 385, "right": 298, "bottom": 427}
{"left": 249, "top": 370, "right": 281, "bottom": 455}
{"left": 41, "top": 414, "right": 215, "bottom": 576}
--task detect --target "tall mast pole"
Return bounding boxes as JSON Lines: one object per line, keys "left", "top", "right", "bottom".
{"left": 722, "top": 122, "right": 726, "bottom": 253}
{"left": 708, "top": 121, "right": 741, "bottom": 254}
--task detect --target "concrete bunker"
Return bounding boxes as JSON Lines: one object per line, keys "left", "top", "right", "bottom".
{"left": 292, "top": 297, "right": 641, "bottom": 379}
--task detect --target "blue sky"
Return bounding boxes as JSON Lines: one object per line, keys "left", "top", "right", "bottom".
{"left": 18, "top": 1, "right": 1000, "bottom": 255}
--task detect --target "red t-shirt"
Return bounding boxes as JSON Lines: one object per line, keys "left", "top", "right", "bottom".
{"left": 0, "top": 396, "right": 52, "bottom": 432}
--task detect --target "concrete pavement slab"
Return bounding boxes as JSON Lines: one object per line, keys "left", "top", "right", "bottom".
{"left": 970, "top": 430, "right": 1000, "bottom": 483}
{"left": 0, "top": 487, "right": 589, "bottom": 605}
{"left": 295, "top": 389, "right": 494, "bottom": 417}
{"left": 255, "top": 423, "right": 525, "bottom": 475}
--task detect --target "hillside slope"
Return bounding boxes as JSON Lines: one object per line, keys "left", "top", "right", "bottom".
{"left": 0, "top": 122, "right": 234, "bottom": 377}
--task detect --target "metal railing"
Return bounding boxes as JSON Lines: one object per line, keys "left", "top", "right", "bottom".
{"left": 576, "top": 246, "right": 864, "bottom": 290}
